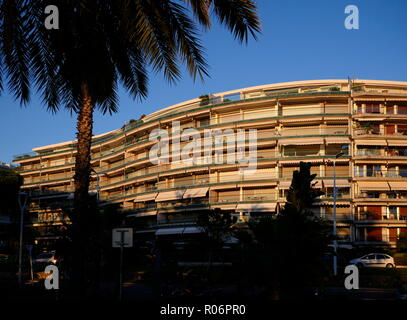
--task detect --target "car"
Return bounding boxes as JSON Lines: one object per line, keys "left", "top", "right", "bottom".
{"left": 350, "top": 253, "right": 395, "bottom": 268}
{"left": 33, "top": 252, "right": 57, "bottom": 265}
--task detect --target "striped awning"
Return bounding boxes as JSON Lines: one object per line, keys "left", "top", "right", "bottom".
{"left": 388, "top": 181, "right": 407, "bottom": 191}
{"left": 279, "top": 180, "right": 323, "bottom": 189}
{"left": 183, "top": 187, "right": 209, "bottom": 199}
{"left": 156, "top": 226, "right": 204, "bottom": 236}
{"left": 324, "top": 137, "right": 350, "bottom": 144}
{"left": 126, "top": 211, "right": 157, "bottom": 218}
{"left": 322, "top": 180, "right": 350, "bottom": 187}
{"left": 281, "top": 116, "right": 322, "bottom": 123}
{"left": 134, "top": 192, "right": 158, "bottom": 202}
{"left": 354, "top": 139, "right": 387, "bottom": 146}
{"left": 278, "top": 138, "right": 324, "bottom": 145}
{"left": 278, "top": 181, "right": 292, "bottom": 189}
{"left": 236, "top": 202, "right": 277, "bottom": 212}
{"left": 356, "top": 118, "right": 385, "bottom": 122}
{"left": 387, "top": 140, "right": 407, "bottom": 147}
{"left": 353, "top": 97, "right": 385, "bottom": 101}
{"left": 155, "top": 190, "right": 186, "bottom": 202}
{"left": 357, "top": 181, "right": 390, "bottom": 191}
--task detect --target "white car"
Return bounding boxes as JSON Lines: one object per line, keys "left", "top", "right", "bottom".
{"left": 350, "top": 253, "right": 395, "bottom": 268}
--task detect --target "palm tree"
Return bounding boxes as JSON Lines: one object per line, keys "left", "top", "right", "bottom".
{"left": 1, "top": 0, "right": 260, "bottom": 289}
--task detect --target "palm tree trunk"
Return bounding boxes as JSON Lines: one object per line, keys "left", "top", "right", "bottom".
{"left": 74, "top": 83, "right": 93, "bottom": 211}
{"left": 71, "top": 82, "right": 94, "bottom": 294}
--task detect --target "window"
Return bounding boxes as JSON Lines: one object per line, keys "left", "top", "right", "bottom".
{"left": 366, "top": 254, "right": 375, "bottom": 260}
{"left": 399, "top": 166, "right": 407, "bottom": 178}
{"left": 387, "top": 105, "right": 395, "bottom": 115}
{"left": 398, "top": 105, "right": 407, "bottom": 115}
{"left": 376, "top": 254, "right": 386, "bottom": 260}
{"left": 388, "top": 207, "right": 397, "bottom": 219}
{"left": 398, "top": 125, "right": 407, "bottom": 135}
{"left": 366, "top": 104, "right": 381, "bottom": 114}
{"left": 385, "top": 125, "right": 395, "bottom": 135}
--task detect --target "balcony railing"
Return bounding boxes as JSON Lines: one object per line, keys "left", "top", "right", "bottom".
{"left": 356, "top": 193, "right": 407, "bottom": 200}
{"left": 323, "top": 213, "right": 352, "bottom": 220}
{"left": 280, "top": 127, "right": 348, "bottom": 137}
{"left": 355, "top": 213, "right": 407, "bottom": 221}
{"left": 354, "top": 169, "right": 407, "bottom": 178}
{"left": 356, "top": 149, "right": 407, "bottom": 157}
{"left": 355, "top": 129, "right": 407, "bottom": 137}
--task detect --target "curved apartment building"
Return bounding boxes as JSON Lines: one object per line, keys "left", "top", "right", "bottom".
{"left": 13, "top": 79, "right": 407, "bottom": 247}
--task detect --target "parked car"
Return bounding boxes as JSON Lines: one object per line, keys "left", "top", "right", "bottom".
{"left": 350, "top": 253, "right": 395, "bottom": 268}
{"left": 33, "top": 252, "right": 57, "bottom": 265}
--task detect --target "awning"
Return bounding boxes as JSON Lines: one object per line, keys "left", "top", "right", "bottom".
{"left": 278, "top": 181, "right": 292, "bottom": 189}
{"left": 236, "top": 202, "right": 277, "bottom": 212}
{"left": 281, "top": 117, "right": 321, "bottom": 123}
{"left": 156, "top": 226, "right": 204, "bottom": 236}
{"left": 155, "top": 190, "right": 186, "bottom": 202}
{"left": 134, "top": 192, "right": 158, "bottom": 202}
{"left": 354, "top": 139, "right": 387, "bottom": 146}
{"left": 256, "top": 139, "right": 277, "bottom": 146}
{"left": 353, "top": 97, "right": 385, "bottom": 101}
{"left": 322, "top": 180, "right": 350, "bottom": 187}
{"left": 387, "top": 140, "right": 407, "bottom": 147}
{"left": 183, "top": 187, "right": 209, "bottom": 199}
{"left": 313, "top": 180, "right": 323, "bottom": 188}
{"left": 212, "top": 204, "right": 237, "bottom": 210}
{"left": 126, "top": 211, "right": 157, "bottom": 218}
{"left": 355, "top": 118, "right": 385, "bottom": 122}
{"left": 358, "top": 181, "right": 390, "bottom": 191}
{"left": 278, "top": 138, "right": 324, "bottom": 146}
{"left": 324, "top": 137, "right": 350, "bottom": 144}
{"left": 279, "top": 180, "right": 322, "bottom": 189}
{"left": 388, "top": 181, "right": 407, "bottom": 191}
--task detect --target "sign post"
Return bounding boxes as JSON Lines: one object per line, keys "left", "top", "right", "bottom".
{"left": 26, "top": 245, "right": 33, "bottom": 281}
{"left": 112, "top": 228, "right": 133, "bottom": 301}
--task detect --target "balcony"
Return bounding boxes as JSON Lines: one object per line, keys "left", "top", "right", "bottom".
{"left": 354, "top": 169, "right": 407, "bottom": 178}
{"left": 354, "top": 104, "right": 407, "bottom": 116}
{"left": 355, "top": 129, "right": 407, "bottom": 137}
{"left": 354, "top": 212, "right": 407, "bottom": 222}
{"left": 355, "top": 193, "right": 407, "bottom": 201}
{"left": 323, "top": 213, "right": 352, "bottom": 221}
{"left": 280, "top": 126, "right": 348, "bottom": 137}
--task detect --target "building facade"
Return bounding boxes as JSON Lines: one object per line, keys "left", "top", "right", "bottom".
{"left": 13, "top": 79, "right": 407, "bottom": 247}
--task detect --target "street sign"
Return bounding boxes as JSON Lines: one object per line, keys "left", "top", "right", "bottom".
{"left": 112, "top": 228, "right": 133, "bottom": 248}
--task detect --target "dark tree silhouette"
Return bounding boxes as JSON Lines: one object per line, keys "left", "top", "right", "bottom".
{"left": 238, "top": 162, "right": 331, "bottom": 300}
{"left": 0, "top": 0, "right": 260, "bottom": 291}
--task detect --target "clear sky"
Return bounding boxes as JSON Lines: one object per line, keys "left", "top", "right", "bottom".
{"left": 1, "top": 0, "right": 407, "bottom": 163}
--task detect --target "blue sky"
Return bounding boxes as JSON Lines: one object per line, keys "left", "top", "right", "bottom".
{"left": 1, "top": 0, "right": 407, "bottom": 163}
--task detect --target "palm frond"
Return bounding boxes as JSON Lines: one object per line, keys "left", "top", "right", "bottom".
{"left": 212, "top": 0, "right": 261, "bottom": 43}
{"left": 0, "top": 0, "right": 32, "bottom": 104}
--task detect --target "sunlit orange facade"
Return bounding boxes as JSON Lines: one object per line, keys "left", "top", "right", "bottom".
{"left": 14, "top": 79, "right": 407, "bottom": 246}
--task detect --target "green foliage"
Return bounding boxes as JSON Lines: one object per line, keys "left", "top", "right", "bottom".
{"left": 237, "top": 162, "right": 331, "bottom": 299}
{"left": 199, "top": 94, "right": 210, "bottom": 106}
{"left": 0, "top": 169, "right": 23, "bottom": 216}
{"left": 328, "top": 87, "right": 340, "bottom": 92}
{"left": 0, "top": 0, "right": 260, "bottom": 112}
{"left": 397, "top": 232, "right": 407, "bottom": 253}
{"left": 285, "top": 162, "right": 324, "bottom": 213}
{"left": 197, "top": 208, "right": 236, "bottom": 249}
